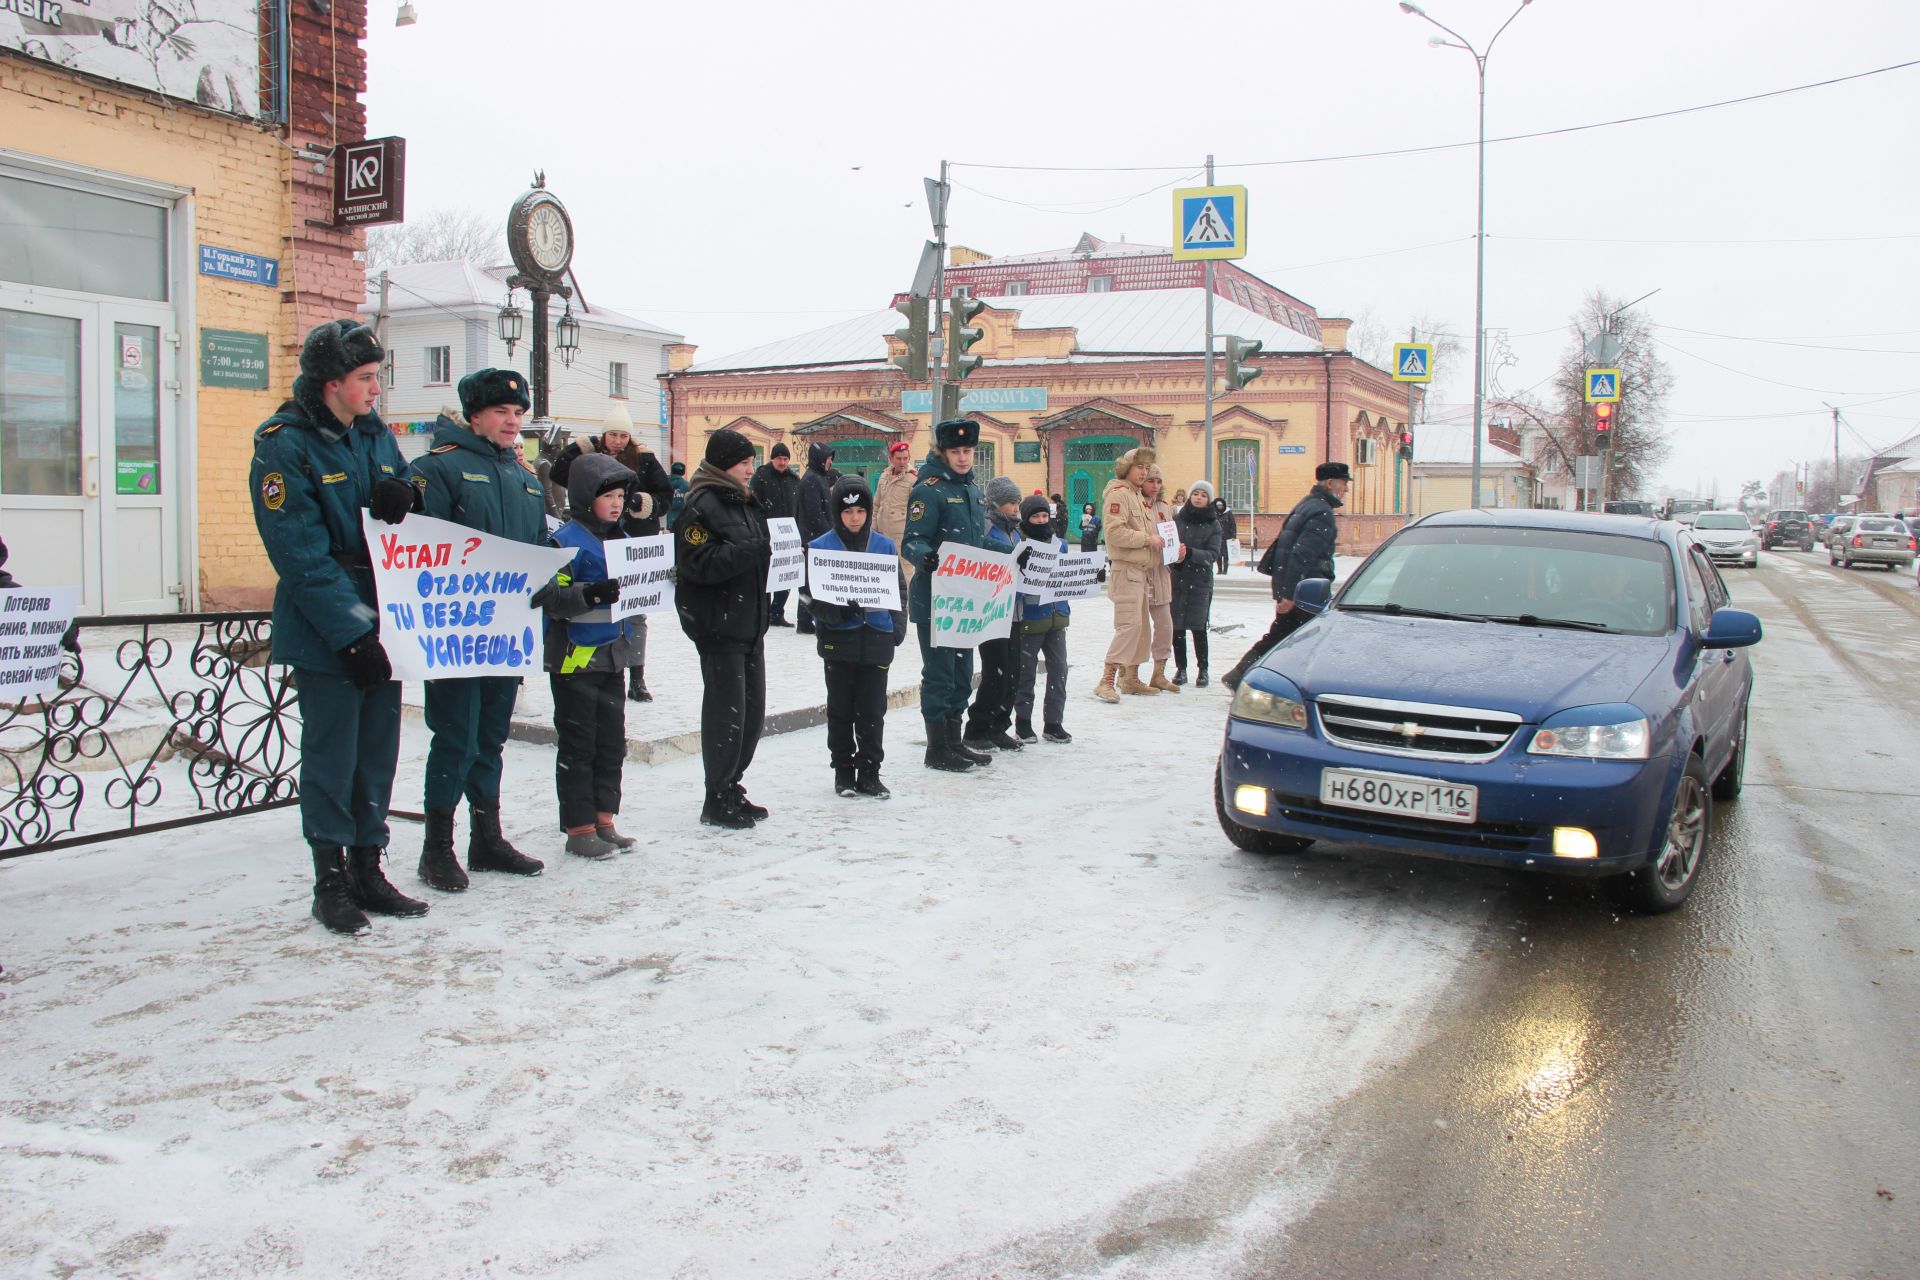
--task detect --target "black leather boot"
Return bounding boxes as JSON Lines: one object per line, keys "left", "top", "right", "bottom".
{"left": 948, "top": 718, "right": 993, "bottom": 766}
{"left": 468, "top": 804, "right": 544, "bottom": 876}
{"left": 923, "top": 718, "right": 974, "bottom": 772}
{"left": 701, "top": 790, "right": 755, "bottom": 828}
{"left": 312, "top": 846, "right": 370, "bottom": 935}
{"left": 855, "top": 768, "right": 891, "bottom": 799}
{"left": 627, "top": 666, "right": 652, "bottom": 703}
{"left": 729, "top": 784, "right": 769, "bottom": 820}
{"left": 834, "top": 767, "right": 859, "bottom": 797}
{"left": 346, "top": 846, "right": 429, "bottom": 917}
{"left": 417, "top": 809, "right": 467, "bottom": 892}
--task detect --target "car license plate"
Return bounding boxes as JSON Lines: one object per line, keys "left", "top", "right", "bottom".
{"left": 1320, "top": 768, "right": 1478, "bottom": 824}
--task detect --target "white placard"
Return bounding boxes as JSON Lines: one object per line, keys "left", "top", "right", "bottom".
{"left": 363, "top": 513, "right": 574, "bottom": 681}
{"left": 806, "top": 548, "right": 901, "bottom": 610}
{"left": 1016, "top": 539, "right": 1061, "bottom": 602}
{"left": 1031, "top": 548, "right": 1107, "bottom": 602}
{"left": 1227, "top": 538, "right": 1243, "bottom": 564}
{"left": 607, "top": 533, "right": 676, "bottom": 619}
{"left": 931, "top": 545, "right": 1018, "bottom": 649}
{"left": 0, "top": 587, "right": 79, "bottom": 700}
{"left": 767, "top": 517, "right": 805, "bottom": 592}
{"left": 1158, "top": 519, "right": 1181, "bottom": 564}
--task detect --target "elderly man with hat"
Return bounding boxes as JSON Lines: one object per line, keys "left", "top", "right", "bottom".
{"left": 1221, "top": 460, "right": 1352, "bottom": 691}
{"left": 250, "top": 317, "right": 424, "bottom": 935}
{"left": 407, "top": 368, "right": 551, "bottom": 891}
{"left": 902, "top": 418, "right": 994, "bottom": 772}
{"left": 873, "top": 438, "right": 919, "bottom": 585}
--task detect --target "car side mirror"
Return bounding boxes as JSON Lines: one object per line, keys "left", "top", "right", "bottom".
{"left": 1702, "top": 607, "right": 1762, "bottom": 649}
{"left": 1293, "top": 578, "right": 1333, "bottom": 616}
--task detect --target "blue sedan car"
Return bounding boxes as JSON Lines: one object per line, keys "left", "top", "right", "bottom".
{"left": 1216, "top": 510, "right": 1762, "bottom": 913}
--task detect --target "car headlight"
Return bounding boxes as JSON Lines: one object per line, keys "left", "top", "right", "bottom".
{"left": 1231, "top": 677, "right": 1309, "bottom": 730}
{"left": 1528, "top": 716, "right": 1650, "bottom": 760}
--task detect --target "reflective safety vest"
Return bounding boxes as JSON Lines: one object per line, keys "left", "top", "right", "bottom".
{"left": 551, "top": 520, "right": 632, "bottom": 673}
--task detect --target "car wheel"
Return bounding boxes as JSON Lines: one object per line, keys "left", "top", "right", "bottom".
{"left": 1828, "top": 544, "right": 1838, "bottom": 565}
{"left": 1711, "top": 705, "right": 1747, "bottom": 802}
{"left": 1611, "top": 753, "right": 1712, "bottom": 914}
{"left": 1214, "top": 764, "right": 1313, "bottom": 855}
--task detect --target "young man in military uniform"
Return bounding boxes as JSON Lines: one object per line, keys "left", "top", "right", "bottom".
{"left": 250, "top": 318, "right": 425, "bottom": 935}
{"left": 902, "top": 418, "right": 994, "bottom": 773}
{"left": 408, "top": 370, "right": 551, "bottom": 890}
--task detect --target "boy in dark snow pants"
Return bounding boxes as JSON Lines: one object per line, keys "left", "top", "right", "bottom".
{"left": 1013, "top": 495, "right": 1073, "bottom": 744}
{"left": 807, "top": 475, "right": 906, "bottom": 798}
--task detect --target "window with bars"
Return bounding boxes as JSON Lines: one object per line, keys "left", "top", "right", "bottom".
{"left": 974, "top": 442, "right": 997, "bottom": 485}
{"left": 609, "top": 362, "right": 629, "bottom": 399}
{"left": 426, "top": 346, "right": 451, "bottom": 385}
{"left": 1218, "top": 440, "right": 1258, "bottom": 512}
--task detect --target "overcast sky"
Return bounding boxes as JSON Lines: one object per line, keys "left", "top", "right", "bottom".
{"left": 361, "top": 1, "right": 1919, "bottom": 499}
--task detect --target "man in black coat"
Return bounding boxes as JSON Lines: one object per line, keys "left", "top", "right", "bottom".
{"left": 750, "top": 442, "right": 800, "bottom": 626}
{"left": 794, "top": 440, "right": 840, "bottom": 635}
{"left": 1214, "top": 499, "right": 1239, "bottom": 573}
{"left": 676, "top": 429, "right": 774, "bottom": 829}
{"left": 1222, "top": 462, "right": 1350, "bottom": 691}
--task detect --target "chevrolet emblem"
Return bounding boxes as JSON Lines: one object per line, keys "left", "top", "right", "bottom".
{"left": 1398, "top": 721, "right": 1424, "bottom": 739}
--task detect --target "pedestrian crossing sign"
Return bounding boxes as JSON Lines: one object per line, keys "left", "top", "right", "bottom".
{"left": 1172, "top": 185, "right": 1248, "bottom": 261}
{"left": 1585, "top": 368, "right": 1622, "bottom": 403}
{"left": 1392, "top": 342, "right": 1434, "bottom": 383}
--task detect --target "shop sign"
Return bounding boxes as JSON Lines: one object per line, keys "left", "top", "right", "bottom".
{"left": 200, "top": 329, "right": 270, "bottom": 389}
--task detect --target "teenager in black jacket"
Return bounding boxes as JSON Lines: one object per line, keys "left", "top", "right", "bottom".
{"left": 676, "top": 429, "right": 774, "bottom": 829}
{"left": 794, "top": 440, "right": 840, "bottom": 634}
{"left": 1222, "top": 462, "right": 1350, "bottom": 691}
{"left": 750, "top": 442, "right": 800, "bottom": 625}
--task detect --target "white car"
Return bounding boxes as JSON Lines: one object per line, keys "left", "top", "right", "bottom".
{"left": 1691, "top": 510, "right": 1760, "bottom": 567}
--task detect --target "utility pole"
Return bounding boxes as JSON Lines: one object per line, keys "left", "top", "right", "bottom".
{"left": 1202, "top": 153, "right": 1216, "bottom": 487}
{"left": 1832, "top": 403, "right": 1842, "bottom": 511}
{"left": 927, "top": 162, "right": 950, "bottom": 422}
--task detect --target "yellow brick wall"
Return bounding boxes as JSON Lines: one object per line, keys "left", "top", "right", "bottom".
{"left": 0, "top": 58, "right": 299, "bottom": 607}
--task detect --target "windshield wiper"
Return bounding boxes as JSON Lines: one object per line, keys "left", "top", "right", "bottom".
{"left": 1342, "top": 602, "right": 1486, "bottom": 623}
{"left": 1477, "top": 613, "right": 1613, "bottom": 632}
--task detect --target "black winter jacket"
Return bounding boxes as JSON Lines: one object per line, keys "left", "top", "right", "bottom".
{"left": 550, "top": 437, "right": 676, "bottom": 536}
{"left": 750, "top": 461, "right": 800, "bottom": 520}
{"left": 1271, "top": 483, "right": 1343, "bottom": 602}
{"left": 674, "top": 464, "right": 772, "bottom": 654}
{"left": 1171, "top": 504, "right": 1222, "bottom": 629}
{"left": 796, "top": 441, "right": 841, "bottom": 547}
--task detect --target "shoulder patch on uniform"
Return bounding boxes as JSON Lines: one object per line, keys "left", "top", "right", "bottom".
{"left": 379, "top": 464, "right": 395, "bottom": 474}
{"left": 908, "top": 499, "right": 926, "bottom": 521}
{"left": 1108, "top": 503, "right": 1122, "bottom": 515}
{"left": 430, "top": 443, "right": 459, "bottom": 454}
{"left": 684, "top": 524, "right": 710, "bottom": 546}
{"left": 320, "top": 472, "right": 348, "bottom": 484}
{"left": 261, "top": 472, "right": 286, "bottom": 510}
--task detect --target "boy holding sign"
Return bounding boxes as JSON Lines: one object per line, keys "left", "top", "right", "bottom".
{"left": 1012, "top": 495, "right": 1074, "bottom": 744}
{"left": 541, "top": 453, "right": 642, "bottom": 860}
{"left": 806, "top": 475, "right": 906, "bottom": 798}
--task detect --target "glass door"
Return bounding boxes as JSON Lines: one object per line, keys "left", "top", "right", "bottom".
{"left": 0, "top": 294, "right": 99, "bottom": 614}
{"left": 101, "top": 302, "right": 179, "bottom": 613}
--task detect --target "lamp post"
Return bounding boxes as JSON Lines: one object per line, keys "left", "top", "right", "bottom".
{"left": 496, "top": 293, "right": 524, "bottom": 358}
{"left": 555, "top": 304, "right": 581, "bottom": 369}
{"left": 1398, "top": 0, "right": 1534, "bottom": 507}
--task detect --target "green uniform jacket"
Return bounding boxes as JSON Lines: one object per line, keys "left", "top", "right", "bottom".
{"left": 248, "top": 376, "right": 411, "bottom": 674}
{"left": 902, "top": 450, "right": 986, "bottom": 624}
{"left": 409, "top": 413, "right": 549, "bottom": 545}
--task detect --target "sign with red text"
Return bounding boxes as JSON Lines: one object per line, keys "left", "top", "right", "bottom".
{"left": 931, "top": 544, "right": 1017, "bottom": 649}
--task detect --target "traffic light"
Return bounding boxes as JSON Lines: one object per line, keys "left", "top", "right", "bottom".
{"left": 891, "top": 294, "right": 929, "bottom": 381}
{"left": 1594, "top": 401, "right": 1614, "bottom": 449}
{"left": 1223, "top": 335, "right": 1263, "bottom": 391}
{"left": 1398, "top": 429, "right": 1414, "bottom": 461}
{"left": 949, "top": 288, "right": 986, "bottom": 381}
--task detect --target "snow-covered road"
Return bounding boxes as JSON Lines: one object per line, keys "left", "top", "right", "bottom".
{"left": 2, "top": 566, "right": 1492, "bottom": 1278}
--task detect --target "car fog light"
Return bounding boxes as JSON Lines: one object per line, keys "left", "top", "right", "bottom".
{"left": 1234, "top": 785, "right": 1269, "bottom": 817}
{"left": 1553, "top": 827, "right": 1598, "bottom": 859}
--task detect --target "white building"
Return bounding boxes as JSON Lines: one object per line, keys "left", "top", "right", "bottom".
{"left": 1409, "top": 410, "right": 1536, "bottom": 514}
{"left": 367, "top": 260, "right": 684, "bottom": 460}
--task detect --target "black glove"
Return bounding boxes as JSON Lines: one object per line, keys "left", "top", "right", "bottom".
{"left": 582, "top": 580, "right": 621, "bottom": 607}
{"left": 558, "top": 440, "right": 584, "bottom": 464}
{"left": 530, "top": 577, "right": 559, "bottom": 610}
{"left": 923, "top": 549, "right": 942, "bottom": 574}
{"left": 337, "top": 631, "right": 392, "bottom": 690}
{"left": 369, "top": 477, "right": 415, "bottom": 525}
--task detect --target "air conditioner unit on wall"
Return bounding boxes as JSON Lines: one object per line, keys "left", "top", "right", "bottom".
{"left": 1355, "top": 439, "right": 1377, "bottom": 466}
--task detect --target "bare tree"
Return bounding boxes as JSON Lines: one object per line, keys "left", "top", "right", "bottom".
{"left": 1547, "top": 291, "right": 1674, "bottom": 500}
{"left": 365, "top": 207, "right": 506, "bottom": 270}
{"left": 1345, "top": 309, "right": 1466, "bottom": 401}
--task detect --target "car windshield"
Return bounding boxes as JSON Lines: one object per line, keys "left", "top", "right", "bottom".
{"left": 1340, "top": 526, "right": 1675, "bottom": 636}
{"left": 1695, "top": 513, "right": 1749, "bottom": 530}
{"left": 1857, "top": 518, "right": 1903, "bottom": 533}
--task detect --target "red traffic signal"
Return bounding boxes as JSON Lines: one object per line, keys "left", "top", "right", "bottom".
{"left": 1593, "top": 402, "right": 1614, "bottom": 431}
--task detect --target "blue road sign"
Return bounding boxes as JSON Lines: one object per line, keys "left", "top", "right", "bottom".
{"left": 1393, "top": 342, "right": 1434, "bottom": 383}
{"left": 1171, "top": 186, "right": 1248, "bottom": 261}
{"left": 198, "top": 244, "right": 279, "bottom": 288}
{"left": 1584, "top": 368, "right": 1622, "bottom": 403}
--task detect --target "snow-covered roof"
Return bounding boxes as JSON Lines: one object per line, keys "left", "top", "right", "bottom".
{"left": 961, "top": 234, "right": 1170, "bottom": 267}
{"left": 367, "top": 260, "right": 683, "bottom": 342}
{"left": 1413, "top": 417, "right": 1526, "bottom": 468}
{"left": 686, "top": 287, "right": 1323, "bottom": 374}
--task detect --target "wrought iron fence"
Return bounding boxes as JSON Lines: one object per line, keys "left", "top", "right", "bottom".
{"left": 0, "top": 613, "right": 298, "bottom": 859}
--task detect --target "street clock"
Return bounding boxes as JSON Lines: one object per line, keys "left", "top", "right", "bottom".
{"left": 507, "top": 181, "right": 574, "bottom": 282}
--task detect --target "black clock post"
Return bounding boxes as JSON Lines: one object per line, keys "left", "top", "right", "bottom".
{"left": 504, "top": 176, "right": 578, "bottom": 512}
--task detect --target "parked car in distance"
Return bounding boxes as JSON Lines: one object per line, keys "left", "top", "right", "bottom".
{"left": 1692, "top": 510, "right": 1760, "bottom": 567}
{"left": 1762, "top": 509, "right": 1815, "bottom": 551}
{"left": 1830, "top": 514, "right": 1917, "bottom": 570}
{"left": 1603, "top": 500, "right": 1657, "bottom": 517}
{"left": 1823, "top": 515, "right": 1859, "bottom": 556}
{"left": 1216, "top": 509, "right": 1761, "bottom": 914}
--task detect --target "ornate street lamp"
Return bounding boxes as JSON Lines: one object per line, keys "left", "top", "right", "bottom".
{"left": 555, "top": 304, "right": 581, "bottom": 369}
{"left": 496, "top": 293, "right": 524, "bottom": 358}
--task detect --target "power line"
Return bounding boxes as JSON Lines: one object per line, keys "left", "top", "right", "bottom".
{"left": 953, "top": 169, "right": 1203, "bottom": 217}
{"left": 1653, "top": 324, "right": 1920, "bottom": 356}
{"left": 951, "top": 59, "right": 1920, "bottom": 173}
{"left": 1649, "top": 335, "right": 1920, "bottom": 396}
{"left": 1497, "top": 231, "right": 1920, "bottom": 247}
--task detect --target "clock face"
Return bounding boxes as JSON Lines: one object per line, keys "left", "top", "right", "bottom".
{"left": 528, "top": 204, "right": 570, "bottom": 271}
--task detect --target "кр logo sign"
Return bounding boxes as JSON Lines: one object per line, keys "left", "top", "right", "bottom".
{"left": 333, "top": 136, "right": 407, "bottom": 227}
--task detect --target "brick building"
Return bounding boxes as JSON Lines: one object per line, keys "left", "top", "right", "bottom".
{"left": 664, "top": 235, "right": 1415, "bottom": 552}
{"left": 1, "top": 1, "right": 373, "bottom": 612}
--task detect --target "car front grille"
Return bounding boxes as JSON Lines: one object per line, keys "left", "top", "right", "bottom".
{"left": 1271, "top": 791, "right": 1539, "bottom": 852}
{"left": 1315, "top": 693, "right": 1523, "bottom": 762}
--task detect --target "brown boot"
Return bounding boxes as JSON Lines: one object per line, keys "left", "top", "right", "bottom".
{"left": 1150, "top": 660, "right": 1181, "bottom": 693}
{"left": 1093, "top": 663, "right": 1121, "bottom": 704}
{"left": 1117, "top": 666, "right": 1159, "bottom": 696}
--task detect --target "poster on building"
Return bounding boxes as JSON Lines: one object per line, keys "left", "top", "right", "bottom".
{"left": 2, "top": 2, "right": 264, "bottom": 119}
{"left": 606, "top": 534, "right": 675, "bottom": 620}
{"left": 767, "top": 518, "right": 805, "bottom": 592}
{"left": 805, "top": 548, "right": 900, "bottom": 610}
{"left": 930, "top": 545, "right": 1017, "bottom": 649}
{"left": 361, "top": 513, "right": 573, "bottom": 682}
{"left": 0, "top": 587, "right": 78, "bottom": 701}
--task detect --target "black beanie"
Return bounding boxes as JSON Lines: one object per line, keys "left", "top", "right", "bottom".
{"left": 829, "top": 474, "right": 873, "bottom": 550}
{"left": 769, "top": 441, "right": 791, "bottom": 461}
{"left": 706, "top": 428, "right": 756, "bottom": 470}
{"left": 458, "top": 368, "right": 532, "bottom": 418}
{"left": 1019, "top": 494, "right": 1054, "bottom": 542}
{"left": 299, "top": 319, "right": 383, "bottom": 384}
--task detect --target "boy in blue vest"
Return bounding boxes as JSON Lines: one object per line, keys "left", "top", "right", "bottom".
{"left": 1013, "top": 494, "right": 1074, "bottom": 744}
{"left": 806, "top": 475, "right": 906, "bottom": 798}
{"left": 541, "top": 452, "right": 642, "bottom": 860}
